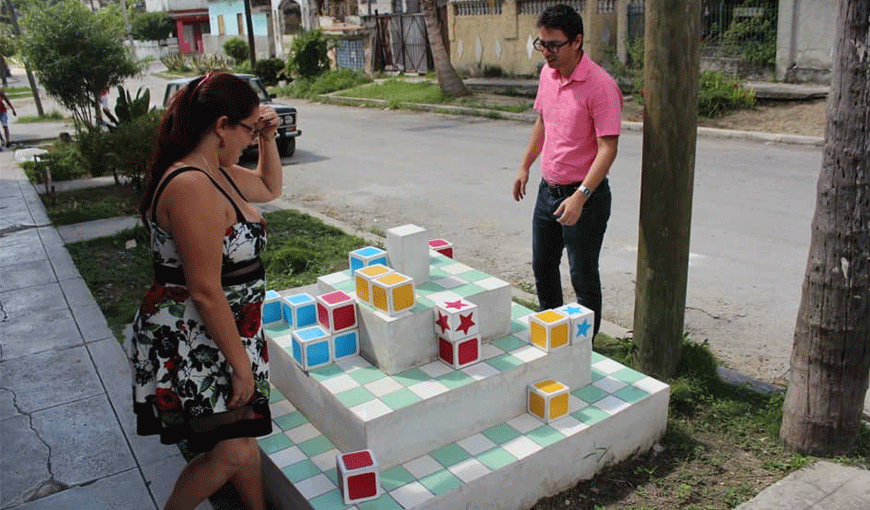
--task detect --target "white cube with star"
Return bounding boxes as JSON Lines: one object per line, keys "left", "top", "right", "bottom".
{"left": 433, "top": 297, "right": 479, "bottom": 341}
{"left": 556, "top": 303, "right": 595, "bottom": 344}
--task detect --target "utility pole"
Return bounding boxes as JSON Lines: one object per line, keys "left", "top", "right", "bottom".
{"left": 4, "top": 0, "right": 43, "bottom": 116}
{"left": 632, "top": 0, "right": 701, "bottom": 379}
{"left": 243, "top": 0, "right": 256, "bottom": 69}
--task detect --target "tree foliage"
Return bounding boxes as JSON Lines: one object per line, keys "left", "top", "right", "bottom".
{"left": 131, "top": 11, "right": 175, "bottom": 41}
{"left": 223, "top": 37, "right": 249, "bottom": 64}
{"left": 287, "top": 29, "right": 331, "bottom": 79}
{"left": 19, "top": 0, "right": 140, "bottom": 129}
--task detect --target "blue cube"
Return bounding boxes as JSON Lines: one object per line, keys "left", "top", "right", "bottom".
{"left": 291, "top": 325, "right": 332, "bottom": 371}
{"left": 332, "top": 329, "right": 359, "bottom": 360}
{"left": 282, "top": 293, "right": 317, "bottom": 329}
{"left": 348, "top": 246, "right": 389, "bottom": 273}
{"left": 263, "top": 290, "right": 283, "bottom": 325}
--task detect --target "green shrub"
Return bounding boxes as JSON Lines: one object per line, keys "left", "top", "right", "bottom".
{"left": 722, "top": 12, "right": 777, "bottom": 68}
{"left": 254, "top": 58, "right": 287, "bottom": 86}
{"left": 287, "top": 29, "right": 331, "bottom": 79}
{"left": 131, "top": 11, "right": 174, "bottom": 41}
{"left": 103, "top": 109, "right": 162, "bottom": 190}
{"left": 272, "top": 69, "right": 372, "bottom": 99}
{"left": 190, "top": 53, "right": 232, "bottom": 74}
{"left": 697, "top": 70, "right": 755, "bottom": 118}
{"left": 160, "top": 53, "right": 190, "bottom": 72}
{"left": 27, "top": 141, "right": 89, "bottom": 183}
{"left": 234, "top": 59, "right": 252, "bottom": 74}
{"left": 223, "top": 37, "right": 249, "bottom": 64}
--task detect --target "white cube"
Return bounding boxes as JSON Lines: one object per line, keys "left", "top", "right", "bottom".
{"left": 556, "top": 303, "right": 595, "bottom": 344}
{"left": 290, "top": 325, "right": 332, "bottom": 371}
{"left": 386, "top": 224, "right": 429, "bottom": 284}
{"left": 336, "top": 449, "right": 380, "bottom": 505}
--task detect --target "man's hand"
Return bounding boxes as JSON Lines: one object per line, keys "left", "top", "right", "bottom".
{"left": 512, "top": 169, "right": 529, "bottom": 201}
{"left": 554, "top": 193, "right": 585, "bottom": 225}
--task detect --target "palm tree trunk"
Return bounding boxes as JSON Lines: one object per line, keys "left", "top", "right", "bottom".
{"left": 421, "top": 0, "right": 469, "bottom": 97}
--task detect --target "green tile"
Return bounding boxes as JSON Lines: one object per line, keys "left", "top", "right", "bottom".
{"left": 309, "top": 489, "right": 350, "bottom": 510}
{"left": 614, "top": 385, "right": 650, "bottom": 403}
{"left": 264, "top": 324, "right": 294, "bottom": 338}
{"left": 416, "top": 281, "right": 444, "bottom": 294}
{"left": 324, "top": 467, "right": 339, "bottom": 485}
{"left": 527, "top": 425, "right": 565, "bottom": 447}
{"left": 590, "top": 367, "right": 607, "bottom": 382}
{"left": 380, "top": 388, "right": 421, "bottom": 410}
{"left": 486, "top": 353, "right": 524, "bottom": 373}
{"left": 481, "top": 423, "right": 521, "bottom": 445}
{"left": 392, "top": 368, "right": 429, "bottom": 386}
{"left": 613, "top": 367, "right": 647, "bottom": 384}
{"left": 411, "top": 301, "right": 430, "bottom": 313}
{"left": 418, "top": 469, "right": 463, "bottom": 495}
{"left": 298, "top": 435, "right": 335, "bottom": 458}
{"left": 455, "top": 269, "right": 490, "bottom": 282}
{"left": 436, "top": 370, "right": 474, "bottom": 389}
{"left": 572, "top": 405, "right": 610, "bottom": 426}
{"left": 430, "top": 443, "right": 471, "bottom": 468}
{"left": 573, "top": 385, "right": 609, "bottom": 404}
{"left": 428, "top": 268, "right": 450, "bottom": 279}
{"left": 333, "top": 279, "right": 356, "bottom": 292}
{"left": 258, "top": 433, "right": 293, "bottom": 454}
{"left": 356, "top": 493, "right": 403, "bottom": 510}
{"left": 491, "top": 335, "right": 526, "bottom": 353}
{"left": 348, "top": 366, "right": 387, "bottom": 385}
{"left": 590, "top": 351, "right": 606, "bottom": 363}
{"left": 310, "top": 363, "right": 345, "bottom": 381}
{"left": 269, "top": 390, "right": 284, "bottom": 404}
{"left": 281, "top": 459, "right": 321, "bottom": 483}
{"left": 274, "top": 411, "right": 308, "bottom": 432}
{"left": 453, "top": 283, "right": 484, "bottom": 297}
{"left": 380, "top": 465, "right": 415, "bottom": 491}
{"left": 476, "top": 446, "right": 518, "bottom": 470}
{"left": 511, "top": 302, "right": 535, "bottom": 319}
{"left": 510, "top": 319, "right": 527, "bottom": 333}
{"left": 430, "top": 254, "right": 453, "bottom": 266}
{"left": 335, "top": 386, "right": 376, "bottom": 408}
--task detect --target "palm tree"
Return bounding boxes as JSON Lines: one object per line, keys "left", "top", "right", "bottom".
{"left": 420, "top": 0, "right": 470, "bottom": 97}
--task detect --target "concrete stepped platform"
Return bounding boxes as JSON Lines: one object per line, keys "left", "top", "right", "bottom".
{"left": 260, "top": 352, "right": 669, "bottom": 510}
{"left": 266, "top": 303, "right": 592, "bottom": 469}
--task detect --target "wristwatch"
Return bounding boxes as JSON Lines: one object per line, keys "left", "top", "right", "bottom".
{"left": 577, "top": 185, "right": 592, "bottom": 198}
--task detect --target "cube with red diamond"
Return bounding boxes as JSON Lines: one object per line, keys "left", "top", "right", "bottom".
{"left": 438, "top": 334, "right": 481, "bottom": 370}
{"left": 316, "top": 290, "right": 357, "bottom": 333}
{"left": 433, "top": 297, "right": 479, "bottom": 341}
{"left": 336, "top": 449, "right": 380, "bottom": 505}
{"left": 428, "top": 238, "right": 454, "bottom": 258}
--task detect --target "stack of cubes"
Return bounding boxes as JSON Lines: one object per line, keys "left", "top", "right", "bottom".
{"left": 433, "top": 298, "right": 481, "bottom": 369}
{"left": 290, "top": 290, "right": 360, "bottom": 371}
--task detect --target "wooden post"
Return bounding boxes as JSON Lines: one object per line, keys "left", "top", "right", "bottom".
{"left": 632, "top": 0, "right": 701, "bottom": 379}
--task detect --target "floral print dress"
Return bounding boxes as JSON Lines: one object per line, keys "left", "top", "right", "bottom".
{"left": 132, "top": 167, "right": 272, "bottom": 452}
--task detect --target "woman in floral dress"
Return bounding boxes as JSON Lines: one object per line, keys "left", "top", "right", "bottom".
{"left": 132, "top": 72, "right": 282, "bottom": 510}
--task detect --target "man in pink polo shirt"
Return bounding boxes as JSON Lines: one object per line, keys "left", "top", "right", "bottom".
{"left": 512, "top": 3, "right": 623, "bottom": 337}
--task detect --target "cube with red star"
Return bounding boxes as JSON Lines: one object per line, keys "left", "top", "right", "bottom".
{"left": 316, "top": 290, "right": 357, "bottom": 333}
{"left": 432, "top": 298, "right": 479, "bottom": 341}
{"left": 428, "top": 238, "right": 454, "bottom": 258}
{"left": 438, "top": 334, "right": 481, "bottom": 370}
{"left": 336, "top": 449, "right": 380, "bottom": 505}
{"left": 556, "top": 303, "right": 595, "bottom": 344}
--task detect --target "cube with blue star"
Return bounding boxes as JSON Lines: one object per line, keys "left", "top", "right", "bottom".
{"left": 556, "top": 303, "right": 595, "bottom": 344}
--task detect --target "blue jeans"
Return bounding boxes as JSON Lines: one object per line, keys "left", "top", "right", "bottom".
{"left": 532, "top": 178, "right": 611, "bottom": 335}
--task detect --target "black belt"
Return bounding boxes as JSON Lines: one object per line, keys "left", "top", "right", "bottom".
{"left": 544, "top": 180, "right": 581, "bottom": 199}
{"left": 154, "top": 259, "right": 265, "bottom": 287}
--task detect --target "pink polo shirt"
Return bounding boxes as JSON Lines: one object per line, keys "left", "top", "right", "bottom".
{"left": 534, "top": 53, "right": 623, "bottom": 185}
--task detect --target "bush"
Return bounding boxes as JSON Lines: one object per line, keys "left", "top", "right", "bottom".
{"left": 697, "top": 71, "right": 756, "bottom": 118}
{"left": 287, "top": 29, "right": 331, "bottom": 79}
{"left": 24, "top": 141, "right": 89, "bottom": 184}
{"left": 131, "top": 12, "right": 174, "bottom": 41}
{"left": 722, "top": 13, "right": 777, "bottom": 68}
{"left": 272, "top": 69, "right": 372, "bottom": 99}
{"left": 223, "top": 37, "right": 249, "bottom": 64}
{"left": 160, "top": 53, "right": 190, "bottom": 72}
{"left": 254, "top": 58, "right": 287, "bottom": 86}
{"left": 234, "top": 59, "right": 252, "bottom": 74}
{"left": 103, "top": 110, "right": 162, "bottom": 189}
{"left": 190, "top": 54, "right": 232, "bottom": 74}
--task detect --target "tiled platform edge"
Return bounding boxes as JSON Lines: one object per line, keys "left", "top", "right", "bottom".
{"left": 260, "top": 352, "right": 669, "bottom": 510}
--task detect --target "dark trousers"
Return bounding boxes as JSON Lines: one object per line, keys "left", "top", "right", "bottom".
{"left": 532, "top": 178, "right": 611, "bottom": 335}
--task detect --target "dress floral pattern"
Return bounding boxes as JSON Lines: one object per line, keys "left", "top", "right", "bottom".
{"left": 132, "top": 168, "right": 272, "bottom": 452}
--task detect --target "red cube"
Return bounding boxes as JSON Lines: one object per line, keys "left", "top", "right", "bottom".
{"left": 336, "top": 449, "right": 380, "bottom": 505}
{"left": 429, "top": 238, "right": 454, "bottom": 259}
{"left": 316, "top": 290, "right": 357, "bottom": 333}
{"left": 438, "top": 335, "right": 481, "bottom": 370}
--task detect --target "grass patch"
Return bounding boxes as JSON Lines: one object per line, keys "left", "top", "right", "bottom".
{"left": 5, "top": 86, "right": 32, "bottom": 99}
{"left": 272, "top": 68, "right": 373, "bottom": 100}
{"left": 17, "top": 110, "right": 67, "bottom": 122}
{"left": 455, "top": 97, "right": 533, "bottom": 113}
{"left": 39, "top": 184, "right": 140, "bottom": 225}
{"left": 336, "top": 78, "right": 451, "bottom": 105}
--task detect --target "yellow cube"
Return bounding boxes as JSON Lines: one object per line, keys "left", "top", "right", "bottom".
{"left": 354, "top": 264, "right": 393, "bottom": 304}
{"left": 528, "top": 379, "right": 569, "bottom": 423}
{"left": 529, "top": 310, "right": 570, "bottom": 352}
{"left": 371, "top": 272, "right": 415, "bottom": 315}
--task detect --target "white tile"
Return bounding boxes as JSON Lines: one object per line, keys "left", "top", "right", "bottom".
{"left": 418, "top": 360, "right": 452, "bottom": 379}
{"left": 269, "top": 445, "right": 306, "bottom": 469}
{"left": 513, "top": 329, "right": 530, "bottom": 343}
{"left": 593, "top": 375, "right": 628, "bottom": 393}
{"left": 550, "top": 415, "right": 588, "bottom": 437}
{"left": 335, "top": 356, "right": 372, "bottom": 372}
{"left": 447, "top": 457, "right": 491, "bottom": 483}
{"left": 510, "top": 344, "right": 547, "bottom": 362}
{"left": 365, "top": 376, "right": 404, "bottom": 397}
{"left": 462, "top": 362, "right": 499, "bottom": 381}
{"left": 507, "top": 413, "right": 542, "bottom": 434}
{"left": 390, "top": 481, "right": 434, "bottom": 509}
{"left": 272, "top": 334, "right": 294, "bottom": 349}
{"left": 403, "top": 455, "right": 442, "bottom": 479}
{"left": 295, "top": 473, "right": 335, "bottom": 500}
{"left": 269, "top": 400, "right": 295, "bottom": 417}
{"left": 425, "top": 290, "right": 461, "bottom": 304}
{"left": 440, "top": 262, "right": 473, "bottom": 275}
{"left": 592, "top": 357, "right": 625, "bottom": 375}
{"left": 431, "top": 276, "right": 463, "bottom": 289}
{"left": 407, "top": 380, "right": 449, "bottom": 400}
{"left": 350, "top": 399, "right": 393, "bottom": 421}
{"left": 475, "top": 276, "right": 509, "bottom": 291}
{"left": 320, "top": 373, "right": 359, "bottom": 394}
{"left": 311, "top": 448, "right": 341, "bottom": 472}
{"left": 501, "top": 435, "right": 542, "bottom": 460}
{"left": 568, "top": 394, "right": 584, "bottom": 413}
{"left": 633, "top": 376, "right": 670, "bottom": 394}
{"left": 285, "top": 423, "right": 320, "bottom": 444}
{"left": 594, "top": 395, "right": 631, "bottom": 415}
{"left": 517, "top": 314, "right": 532, "bottom": 325}
{"left": 456, "top": 434, "right": 496, "bottom": 456}
{"left": 318, "top": 272, "right": 350, "bottom": 285}
{"left": 481, "top": 343, "right": 503, "bottom": 360}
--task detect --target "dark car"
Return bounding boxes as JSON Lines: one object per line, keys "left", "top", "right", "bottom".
{"left": 163, "top": 74, "right": 301, "bottom": 158}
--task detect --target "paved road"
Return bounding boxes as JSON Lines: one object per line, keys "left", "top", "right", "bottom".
{"left": 277, "top": 102, "right": 822, "bottom": 385}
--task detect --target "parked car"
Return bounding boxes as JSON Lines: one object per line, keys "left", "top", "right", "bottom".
{"left": 163, "top": 74, "right": 301, "bottom": 158}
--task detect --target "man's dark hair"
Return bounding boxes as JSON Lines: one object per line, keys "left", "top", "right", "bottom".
{"left": 537, "top": 4, "right": 584, "bottom": 49}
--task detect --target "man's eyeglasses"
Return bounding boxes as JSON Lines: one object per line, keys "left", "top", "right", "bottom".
{"left": 239, "top": 121, "right": 260, "bottom": 140}
{"left": 533, "top": 38, "right": 571, "bottom": 53}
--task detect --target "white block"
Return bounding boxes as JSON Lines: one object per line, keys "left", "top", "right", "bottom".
{"left": 386, "top": 224, "right": 429, "bottom": 284}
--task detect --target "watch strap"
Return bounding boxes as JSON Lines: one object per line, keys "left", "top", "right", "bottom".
{"left": 578, "top": 185, "right": 592, "bottom": 198}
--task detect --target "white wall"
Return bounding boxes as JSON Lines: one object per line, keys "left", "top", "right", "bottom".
{"left": 776, "top": 0, "right": 836, "bottom": 83}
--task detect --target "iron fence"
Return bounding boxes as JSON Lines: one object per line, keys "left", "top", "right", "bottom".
{"left": 517, "top": 0, "right": 584, "bottom": 16}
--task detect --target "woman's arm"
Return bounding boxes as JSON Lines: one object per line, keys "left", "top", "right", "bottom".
{"left": 223, "top": 105, "right": 283, "bottom": 203}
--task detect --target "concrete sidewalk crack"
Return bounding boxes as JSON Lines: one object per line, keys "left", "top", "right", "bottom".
{"left": 0, "top": 222, "right": 53, "bottom": 237}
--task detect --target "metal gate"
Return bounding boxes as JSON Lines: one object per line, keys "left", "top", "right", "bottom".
{"left": 373, "top": 13, "right": 433, "bottom": 74}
